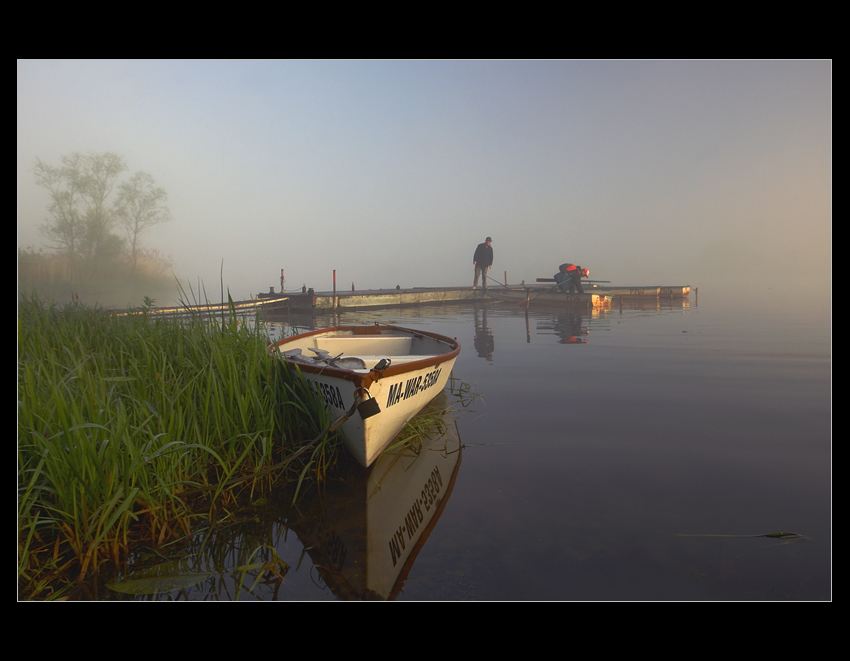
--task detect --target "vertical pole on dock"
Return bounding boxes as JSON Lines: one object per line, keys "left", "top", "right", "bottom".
{"left": 333, "top": 270, "right": 338, "bottom": 326}
{"left": 280, "top": 269, "right": 285, "bottom": 293}
{"left": 504, "top": 271, "right": 507, "bottom": 286}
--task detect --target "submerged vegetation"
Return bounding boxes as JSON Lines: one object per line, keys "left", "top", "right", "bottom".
{"left": 17, "top": 294, "right": 338, "bottom": 599}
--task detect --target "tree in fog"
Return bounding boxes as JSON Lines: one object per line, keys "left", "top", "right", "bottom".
{"left": 33, "top": 152, "right": 127, "bottom": 277}
{"left": 115, "top": 171, "right": 172, "bottom": 274}
{"left": 32, "top": 152, "right": 173, "bottom": 286}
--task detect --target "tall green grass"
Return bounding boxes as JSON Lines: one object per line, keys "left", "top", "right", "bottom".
{"left": 17, "top": 294, "right": 334, "bottom": 598}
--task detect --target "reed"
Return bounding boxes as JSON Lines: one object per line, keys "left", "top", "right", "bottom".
{"left": 17, "top": 293, "right": 332, "bottom": 598}
{"left": 383, "top": 378, "right": 479, "bottom": 458}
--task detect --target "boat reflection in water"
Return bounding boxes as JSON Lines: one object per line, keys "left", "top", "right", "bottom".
{"left": 105, "top": 392, "right": 462, "bottom": 601}
{"left": 289, "top": 391, "right": 462, "bottom": 600}
{"left": 613, "top": 296, "right": 691, "bottom": 312}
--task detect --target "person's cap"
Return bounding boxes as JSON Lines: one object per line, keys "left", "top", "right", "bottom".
{"left": 486, "top": 236, "right": 492, "bottom": 242}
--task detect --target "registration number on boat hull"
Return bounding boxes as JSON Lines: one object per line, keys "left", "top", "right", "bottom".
{"left": 385, "top": 367, "right": 443, "bottom": 409}
{"left": 307, "top": 379, "right": 347, "bottom": 411}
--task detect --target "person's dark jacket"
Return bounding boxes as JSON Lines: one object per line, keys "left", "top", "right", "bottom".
{"left": 473, "top": 243, "right": 493, "bottom": 268}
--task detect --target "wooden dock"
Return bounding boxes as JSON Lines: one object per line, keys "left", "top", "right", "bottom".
{"left": 125, "top": 282, "right": 691, "bottom": 318}
{"left": 258, "top": 286, "right": 480, "bottom": 312}
{"left": 119, "top": 286, "right": 482, "bottom": 318}
{"left": 258, "top": 282, "right": 690, "bottom": 314}
{"left": 116, "top": 297, "right": 286, "bottom": 317}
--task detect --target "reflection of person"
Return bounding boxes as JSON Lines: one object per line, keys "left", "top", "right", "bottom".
{"left": 474, "top": 329, "right": 494, "bottom": 361}
{"left": 473, "top": 237, "right": 493, "bottom": 290}
{"left": 555, "top": 311, "right": 589, "bottom": 344}
{"left": 555, "top": 263, "right": 589, "bottom": 293}
{"left": 474, "top": 302, "right": 494, "bottom": 361}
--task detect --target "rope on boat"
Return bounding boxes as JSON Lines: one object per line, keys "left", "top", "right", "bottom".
{"left": 486, "top": 275, "right": 511, "bottom": 289}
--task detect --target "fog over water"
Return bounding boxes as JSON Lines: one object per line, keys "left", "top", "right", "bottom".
{"left": 18, "top": 60, "right": 831, "bottom": 600}
{"left": 100, "top": 292, "right": 831, "bottom": 601}
{"left": 17, "top": 60, "right": 831, "bottom": 307}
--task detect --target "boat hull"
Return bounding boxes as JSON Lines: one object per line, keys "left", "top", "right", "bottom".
{"left": 271, "top": 325, "right": 459, "bottom": 467}
{"left": 658, "top": 285, "right": 690, "bottom": 297}
{"left": 486, "top": 287, "right": 612, "bottom": 307}
{"left": 593, "top": 285, "right": 690, "bottom": 297}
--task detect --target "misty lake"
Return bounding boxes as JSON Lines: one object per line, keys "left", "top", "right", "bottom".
{"left": 106, "top": 289, "right": 831, "bottom": 601}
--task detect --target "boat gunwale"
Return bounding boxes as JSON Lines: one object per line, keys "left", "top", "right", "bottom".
{"left": 270, "top": 324, "right": 460, "bottom": 386}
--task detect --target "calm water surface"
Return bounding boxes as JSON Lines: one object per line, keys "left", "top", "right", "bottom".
{"left": 109, "top": 291, "right": 831, "bottom": 600}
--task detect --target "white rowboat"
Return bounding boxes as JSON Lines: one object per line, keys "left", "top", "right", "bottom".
{"left": 270, "top": 325, "right": 460, "bottom": 467}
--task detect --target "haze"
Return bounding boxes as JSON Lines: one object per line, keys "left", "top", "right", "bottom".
{"left": 17, "top": 60, "right": 831, "bottom": 306}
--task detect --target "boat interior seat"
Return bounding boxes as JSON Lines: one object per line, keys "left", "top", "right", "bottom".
{"left": 315, "top": 336, "right": 415, "bottom": 355}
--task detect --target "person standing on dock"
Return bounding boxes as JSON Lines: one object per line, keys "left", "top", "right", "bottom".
{"left": 555, "top": 263, "right": 589, "bottom": 293}
{"left": 473, "top": 237, "right": 493, "bottom": 290}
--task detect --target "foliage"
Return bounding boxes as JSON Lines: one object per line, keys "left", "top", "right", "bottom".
{"left": 17, "top": 294, "right": 332, "bottom": 599}
{"left": 29, "top": 152, "right": 172, "bottom": 292}
{"left": 33, "top": 152, "right": 127, "bottom": 269}
{"left": 115, "top": 172, "right": 172, "bottom": 274}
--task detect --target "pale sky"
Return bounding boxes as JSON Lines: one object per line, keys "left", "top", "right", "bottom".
{"left": 17, "top": 60, "right": 831, "bottom": 302}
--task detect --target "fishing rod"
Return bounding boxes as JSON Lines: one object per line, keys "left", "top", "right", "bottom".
{"left": 535, "top": 278, "right": 610, "bottom": 284}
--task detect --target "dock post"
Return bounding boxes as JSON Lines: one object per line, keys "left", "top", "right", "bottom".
{"left": 333, "top": 270, "right": 337, "bottom": 310}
